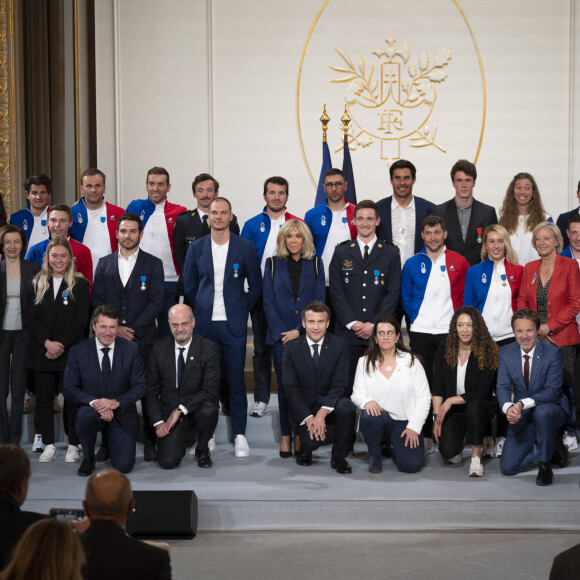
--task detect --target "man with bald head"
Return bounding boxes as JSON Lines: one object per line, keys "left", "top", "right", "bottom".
{"left": 79, "top": 469, "right": 171, "bottom": 580}
{"left": 146, "top": 304, "right": 220, "bottom": 469}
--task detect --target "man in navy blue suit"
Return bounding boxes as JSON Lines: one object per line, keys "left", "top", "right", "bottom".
{"left": 497, "top": 308, "right": 569, "bottom": 486}
{"left": 63, "top": 304, "right": 147, "bottom": 476}
{"left": 183, "top": 197, "right": 262, "bottom": 458}
{"left": 92, "top": 212, "right": 164, "bottom": 462}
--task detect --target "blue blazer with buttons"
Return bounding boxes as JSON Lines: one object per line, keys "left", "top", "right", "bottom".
{"left": 183, "top": 233, "right": 262, "bottom": 337}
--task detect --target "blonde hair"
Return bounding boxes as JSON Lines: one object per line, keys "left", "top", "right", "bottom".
{"left": 33, "top": 237, "right": 83, "bottom": 305}
{"left": 532, "top": 221, "right": 563, "bottom": 254}
{"left": 480, "top": 224, "right": 519, "bottom": 264}
{"left": 0, "top": 519, "right": 85, "bottom": 580}
{"left": 499, "top": 172, "right": 547, "bottom": 234}
{"left": 276, "top": 219, "right": 315, "bottom": 260}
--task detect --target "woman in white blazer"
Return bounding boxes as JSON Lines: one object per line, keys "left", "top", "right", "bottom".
{"left": 352, "top": 314, "right": 431, "bottom": 474}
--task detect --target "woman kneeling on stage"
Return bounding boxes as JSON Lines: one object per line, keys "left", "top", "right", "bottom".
{"left": 351, "top": 315, "right": 431, "bottom": 474}
{"left": 432, "top": 306, "right": 499, "bottom": 477}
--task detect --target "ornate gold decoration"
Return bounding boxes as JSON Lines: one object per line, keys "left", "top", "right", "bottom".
{"left": 0, "top": 0, "right": 12, "bottom": 215}
{"left": 330, "top": 36, "right": 451, "bottom": 159}
{"left": 320, "top": 104, "right": 330, "bottom": 142}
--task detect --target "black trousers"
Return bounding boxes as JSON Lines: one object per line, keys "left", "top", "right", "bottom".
{"left": 156, "top": 401, "right": 219, "bottom": 470}
{"left": 438, "top": 399, "right": 498, "bottom": 460}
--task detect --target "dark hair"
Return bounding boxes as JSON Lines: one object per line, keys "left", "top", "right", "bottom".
{"left": 263, "top": 176, "right": 289, "bottom": 197}
{"left": 450, "top": 159, "right": 477, "bottom": 181}
{"left": 365, "top": 315, "right": 418, "bottom": 373}
{"left": 323, "top": 168, "right": 345, "bottom": 182}
{"left": 0, "top": 224, "right": 27, "bottom": 254}
{"left": 568, "top": 214, "right": 580, "bottom": 228}
{"left": 421, "top": 215, "right": 446, "bottom": 232}
{"left": 146, "top": 166, "right": 170, "bottom": 185}
{"left": 354, "top": 199, "right": 379, "bottom": 218}
{"left": 49, "top": 203, "right": 73, "bottom": 223}
{"left": 92, "top": 304, "right": 121, "bottom": 326}
{"left": 301, "top": 300, "right": 330, "bottom": 321}
{"left": 209, "top": 196, "right": 232, "bottom": 212}
{"left": 389, "top": 159, "right": 416, "bottom": 179}
{"left": 80, "top": 168, "right": 106, "bottom": 186}
{"left": 192, "top": 173, "right": 219, "bottom": 192}
{"left": 24, "top": 174, "right": 52, "bottom": 194}
{"left": 445, "top": 306, "right": 499, "bottom": 371}
{"left": 116, "top": 212, "right": 143, "bottom": 233}
{"left": 511, "top": 308, "right": 540, "bottom": 330}
{"left": 0, "top": 444, "right": 30, "bottom": 496}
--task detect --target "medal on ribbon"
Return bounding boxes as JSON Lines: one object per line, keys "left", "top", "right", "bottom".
{"left": 501, "top": 274, "right": 507, "bottom": 287}
{"left": 440, "top": 265, "right": 446, "bottom": 278}
{"left": 140, "top": 275, "right": 146, "bottom": 291}
{"left": 374, "top": 269, "right": 380, "bottom": 285}
{"left": 100, "top": 216, "right": 106, "bottom": 230}
{"left": 233, "top": 263, "right": 239, "bottom": 278}
{"left": 477, "top": 227, "right": 483, "bottom": 244}
{"left": 62, "top": 290, "right": 69, "bottom": 306}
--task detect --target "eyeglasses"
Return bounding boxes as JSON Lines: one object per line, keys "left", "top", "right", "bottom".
{"left": 323, "top": 182, "right": 345, "bottom": 189}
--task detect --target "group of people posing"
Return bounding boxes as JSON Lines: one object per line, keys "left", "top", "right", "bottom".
{"left": 0, "top": 158, "right": 579, "bottom": 486}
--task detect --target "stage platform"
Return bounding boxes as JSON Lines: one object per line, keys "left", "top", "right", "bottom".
{"left": 21, "top": 396, "right": 580, "bottom": 533}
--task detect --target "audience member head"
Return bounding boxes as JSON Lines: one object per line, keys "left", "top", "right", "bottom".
{"left": 146, "top": 167, "right": 171, "bottom": 204}
{"left": 0, "top": 445, "right": 31, "bottom": 506}
{"left": 0, "top": 225, "right": 27, "bottom": 258}
{"left": 276, "top": 219, "right": 315, "bottom": 260}
{"left": 83, "top": 469, "right": 135, "bottom": 528}
{"left": 0, "top": 519, "right": 85, "bottom": 580}
{"left": 480, "top": 224, "right": 518, "bottom": 263}
{"left": 192, "top": 173, "right": 219, "bottom": 212}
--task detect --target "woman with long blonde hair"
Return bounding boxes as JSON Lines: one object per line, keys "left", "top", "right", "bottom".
{"left": 28, "top": 237, "right": 90, "bottom": 464}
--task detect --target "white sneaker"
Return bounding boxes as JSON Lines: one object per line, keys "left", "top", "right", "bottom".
{"left": 249, "top": 402, "right": 267, "bottom": 417}
{"left": 448, "top": 452, "right": 463, "bottom": 465}
{"left": 469, "top": 456, "right": 484, "bottom": 477}
{"left": 495, "top": 437, "right": 506, "bottom": 457}
{"left": 189, "top": 435, "right": 216, "bottom": 456}
{"left": 39, "top": 444, "right": 56, "bottom": 463}
{"left": 32, "top": 434, "right": 45, "bottom": 453}
{"left": 65, "top": 445, "right": 81, "bottom": 463}
{"left": 563, "top": 433, "right": 578, "bottom": 451}
{"left": 482, "top": 436, "right": 494, "bottom": 458}
{"left": 234, "top": 435, "right": 250, "bottom": 457}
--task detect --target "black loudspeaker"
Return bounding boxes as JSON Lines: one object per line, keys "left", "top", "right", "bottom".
{"left": 126, "top": 490, "right": 198, "bottom": 539}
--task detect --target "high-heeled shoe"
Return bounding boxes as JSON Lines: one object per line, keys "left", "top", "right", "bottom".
{"left": 279, "top": 435, "right": 292, "bottom": 458}
{"left": 293, "top": 435, "right": 301, "bottom": 456}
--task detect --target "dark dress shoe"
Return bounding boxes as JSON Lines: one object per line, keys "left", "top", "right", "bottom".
{"left": 536, "top": 461, "right": 553, "bottom": 486}
{"left": 195, "top": 450, "right": 213, "bottom": 468}
{"left": 279, "top": 450, "right": 292, "bottom": 459}
{"left": 78, "top": 459, "right": 95, "bottom": 477}
{"left": 295, "top": 450, "right": 312, "bottom": 466}
{"left": 551, "top": 436, "right": 569, "bottom": 468}
{"left": 95, "top": 446, "right": 110, "bottom": 462}
{"left": 331, "top": 457, "right": 352, "bottom": 474}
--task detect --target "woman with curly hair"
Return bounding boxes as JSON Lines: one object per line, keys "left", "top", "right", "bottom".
{"left": 499, "top": 172, "right": 553, "bottom": 266}
{"left": 351, "top": 315, "right": 431, "bottom": 474}
{"left": 432, "top": 306, "right": 499, "bottom": 477}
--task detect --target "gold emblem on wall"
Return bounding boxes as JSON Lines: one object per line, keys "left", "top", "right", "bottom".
{"left": 330, "top": 35, "right": 451, "bottom": 161}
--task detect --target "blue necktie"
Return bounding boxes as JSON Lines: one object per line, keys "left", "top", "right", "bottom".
{"left": 177, "top": 347, "right": 186, "bottom": 389}
{"left": 312, "top": 343, "right": 320, "bottom": 367}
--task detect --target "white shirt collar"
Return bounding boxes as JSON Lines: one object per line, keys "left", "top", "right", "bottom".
{"left": 96, "top": 338, "right": 115, "bottom": 352}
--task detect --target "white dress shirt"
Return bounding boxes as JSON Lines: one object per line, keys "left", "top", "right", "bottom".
{"left": 118, "top": 248, "right": 139, "bottom": 287}
{"left": 211, "top": 239, "right": 229, "bottom": 321}
{"left": 501, "top": 344, "right": 537, "bottom": 414}
{"left": 321, "top": 204, "right": 351, "bottom": 284}
{"left": 391, "top": 197, "right": 416, "bottom": 266}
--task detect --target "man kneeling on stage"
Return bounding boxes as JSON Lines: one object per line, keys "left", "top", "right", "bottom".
{"left": 63, "top": 305, "right": 147, "bottom": 476}
{"left": 497, "top": 308, "right": 569, "bottom": 486}
{"left": 282, "top": 301, "right": 356, "bottom": 474}
{"left": 146, "top": 304, "right": 219, "bottom": 469}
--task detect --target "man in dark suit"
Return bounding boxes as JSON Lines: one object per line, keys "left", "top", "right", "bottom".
{"left": 282, "top": 301, "right": 356, "bottom": 473}
{"left": 329, "top": 200, "right": 401, "bottom": 394}
{"left": 63, "top": 304, "right": 147, "bottom": 476}
{"left": 0, "top": 445, "right": 46, "bottom": 570}
{"left": 146, "top": 304, "right": 219, "bottom": 469}
{"left": 183, "top": 197, "right": 261, "bottom": 458}
{"left": 549, "top": 541, "right": 580, "bottom": 579}
{"left": 376, "top": 159, "right": 435, "bottom": 264}
{"left": 173, "top": 173, "right": 239, "bottom": 272}
{"left": 92, "top": 212, "right": 164, "bottom": 461}
{"left": 79, "top": 469, "right": 171, "bottom": 580}
{"left": 430, "top": 159, "right": 498, "bottom": 266}
{"left": 497, "top": 308, "right": 569, "bottom": 486}
{"left": 556, "top": 180, "right": 580, "bottom": 248}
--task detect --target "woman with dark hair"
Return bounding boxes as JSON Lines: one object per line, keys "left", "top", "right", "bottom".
{"left": 432, "top": 306, "right": 499, "bottom": 477}
{"left": 0, "top": 225, "right": 40, "bottom": 444}
{"left": 499, "top": 172, "right": 552, "bottom": 266}
{"left": 0, "top": 518, "right": 85, "bottom": 580}
{"left": 263, "top": 219, "right": 325, "bottom": 457}
{"left": 28, "top": 237, "right": 90, "bottom": 464}
{"left": 351, "top": 315, "right": 430, "bottom": 474}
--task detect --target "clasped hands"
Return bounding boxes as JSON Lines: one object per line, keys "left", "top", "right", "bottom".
{"left": 44, "top": 339, "right": 65, "bottom": 360}
{"left": 351, "top": 321, "right": 374, "bottom": 341}
{"left": 506, "top": 401, "right": 523, "bottom": 424}
{"left": 92, "top": 398, "right": 120, "bottom": 422}
{"left": 156, "top": 407, "right": 181, "bottom": 437}
{"left": 305, "top": 409, "right": 329, "bottom": 441}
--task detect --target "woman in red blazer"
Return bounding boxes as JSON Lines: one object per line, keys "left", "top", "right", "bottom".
{"left": 517, "top": 222, "right": 580, "bottom": 425}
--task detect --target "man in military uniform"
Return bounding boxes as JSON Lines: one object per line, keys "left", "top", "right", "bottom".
{"left": 329, "top": 199, "right": 401, "bottom": 394}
